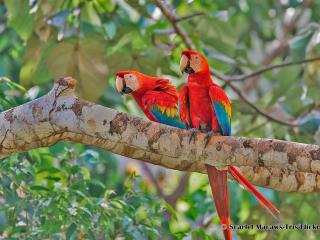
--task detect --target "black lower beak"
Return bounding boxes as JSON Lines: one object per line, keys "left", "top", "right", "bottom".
{"left": 122, "top": 87, "right": 133, "bottom": 94}
{"left": 184, "top": 60, "right": 195, "bottom": 74}
{"left": 121, "top": 78, "right": 133, "bottom": 95}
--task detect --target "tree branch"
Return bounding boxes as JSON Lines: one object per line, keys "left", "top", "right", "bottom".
{"left": 176, "top": 12, "right": 205, "bottom": 22}
{"left": 154, "top": 0, "right": 195, "bottom": 49}
{"left": 225, "top": 82, "right": 300, "bottom": 127}
{"left": 1, "top": 77, "right": 320, "bottom": 193}
{"left": 221, "top": 56, "right": 320, "bottom": 82}
{"left": 140, "top": 162, "right": 167, "bottom": 199}
{"left": 166, "top": 173, "right": 190, "bottom": 206}
{"left": 141, "top": 162, "right": 189, "bottom": 207}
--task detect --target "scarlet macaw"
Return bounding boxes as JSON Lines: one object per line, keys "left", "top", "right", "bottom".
{"left": 179, "top": 50, "right": 280, "bottom": 240}
{"left": 115, "top": 70, "right": 185, "bottom": 128}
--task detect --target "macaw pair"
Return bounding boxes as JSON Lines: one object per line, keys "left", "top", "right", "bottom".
{"left": 115, "top": 50, "right": 279, "bottom": 240}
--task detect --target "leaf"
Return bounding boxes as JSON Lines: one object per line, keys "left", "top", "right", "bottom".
{"left": 31, "top": 185, "right": 50, "bottom": 191}
{"left": 66, "top": 222, "right": 77, "bottom": 240}
{"left": 47, "top": 36, "right": 109, "bottom": 100}
{"left": 92, "top": 0, "right": 116, "bottom": 13}
{"left": 0, "top": 77, "right": 26, "bottom": 92}
{"left": 20, "top": 35, "right": 53, "bottom": 86}
{"left": 4, "top": 0, "right": 34, "bottom": 40}
{"left": 79, "top": 167, "right": 90, "bottom": 180}
{"left": 195, "top": 15, "right": 238, "bottom": 57}
{"left": 75, "top": 190, "right": 88, "bottom": 199}
{"left": 127, "top": 0, "right": 150, "bottom": 18}
{"left": 107, "top": 31, "right": 138, "bottom": 56}
{"left": 188, "top": 173, "right": 208, "bottom": 193}
{"left": 45, "top": 176, "right": 61, "bottom": 181}
{"left": 80, "top": 149, "right": 100, "bottom": 163}
{"left": 88, "top": 179, "right": 106, "bottom": 189}
{"left": 81, "top": 2, "right": 102, "bottom": 26}
{"left": 109, "top": 200, "right": 123, "bottom": 209}
{"left": 106, "top": 47, "right": 170, "bottom": 76}
{"left": 37, "top": 166, "right": 61, "bottom": 174}
{"left": 48, "top": 9, "right": 70, "bottom": 28}
{"left": 79, "top": 207, "right": 92, "bottom": 216}
{"left": 268, "top": 65, "right": 301, "bottom": 106}
{"left": 162, "top": 201, "right": 177, "bottom": 221}
{"left": 103, "top": 21, "right": 117, "bottom": 40}
{"left": 289, "top": 30, "right": 313, "bottom": 61}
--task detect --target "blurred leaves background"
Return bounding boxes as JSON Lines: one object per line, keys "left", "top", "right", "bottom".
{"left": 0, "top": 0, "right": 320, "bottom": 239}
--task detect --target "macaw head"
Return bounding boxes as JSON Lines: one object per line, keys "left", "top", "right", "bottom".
{"left": 115, "top": 70, "right": 140, "bottom": 95}
{"left": 179, "top": 50, "right": 209, "bottom": 74}
{"left": 115, "top": 70, "right": 176, "bottom": 97}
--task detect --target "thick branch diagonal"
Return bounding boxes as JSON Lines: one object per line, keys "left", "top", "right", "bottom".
{"left": 0, "top": 78, "right": 320, "bottom": 193}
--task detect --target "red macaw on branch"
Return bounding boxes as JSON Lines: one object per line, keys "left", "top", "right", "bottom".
{"left": 179, "top": 50, "right": 280, "bottom": 240}
{"left": 115, "top": 70, "right": 185, "bottom": 129}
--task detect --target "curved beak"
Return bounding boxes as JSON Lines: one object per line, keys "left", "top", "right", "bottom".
{"left": 116, "top": 76, "right": 133, "bottom": 95}
{"left": 180, "top": 55, "right": 195, "bottom": 74}
{"left": 116, "top": 76, "right": 124, "bottom": 94}
{"left": 179, "top": 55, "right": 189, "bottom": 73}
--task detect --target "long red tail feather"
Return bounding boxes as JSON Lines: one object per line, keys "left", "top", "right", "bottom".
{"left": 206, "top": 165, "right": 232, "bottom": 240}
{"left": 228, "top": 166, "right": 280, "bottom": 220}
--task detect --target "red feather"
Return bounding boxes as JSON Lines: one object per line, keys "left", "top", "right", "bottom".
{"left": 178, "top": 86, "right": 191, "bottom": 127}
{"left": 206, "top": 165, "right": 232, "bottom": 240}
{"left": 228, "top": 166, "right": 280, "bottom": 220}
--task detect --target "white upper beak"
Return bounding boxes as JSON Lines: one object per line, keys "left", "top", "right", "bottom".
{"left": 116, "top": 76, "right": 124, "bottom": 93}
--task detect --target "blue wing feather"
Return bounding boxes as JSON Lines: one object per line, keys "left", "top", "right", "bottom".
{"left": 150, "top": 106, "right": 186, "bottom": 129}
{"left": 213, "top": 102, "right": 231, "bottom": 136}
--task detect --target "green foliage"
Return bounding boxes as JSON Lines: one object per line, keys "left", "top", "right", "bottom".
{"left": 0, "top": 77, "right": 26, "bottom": 111}
{"left": 1, "top": 0, "right": 320, "bottom": 239}
{"left": 0, "top": 146, "right": 162, "bottom": 239}
{"left": 4, "top": 0, "right": 34, "bottom": 40}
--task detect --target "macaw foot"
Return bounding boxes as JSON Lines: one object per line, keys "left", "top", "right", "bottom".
{"left": 204, "top": 131, "right": 214, "bottom": 148}
{"left": 188, "top": 128, "right": 197, "bottom": 144}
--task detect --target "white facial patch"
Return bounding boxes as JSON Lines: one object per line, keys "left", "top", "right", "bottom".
{"left": 190, "top": 54, "right": 202, "bottom": 72}
{"left": 124, "top": 74, "right": 140, "bottom": 92}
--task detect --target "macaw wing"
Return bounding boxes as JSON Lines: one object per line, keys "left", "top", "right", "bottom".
{"left": 209, "top": 85, "right": 231, "bottom": 136}
{"left": 142, "top": 91, "right": 186, "bottom": 129}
